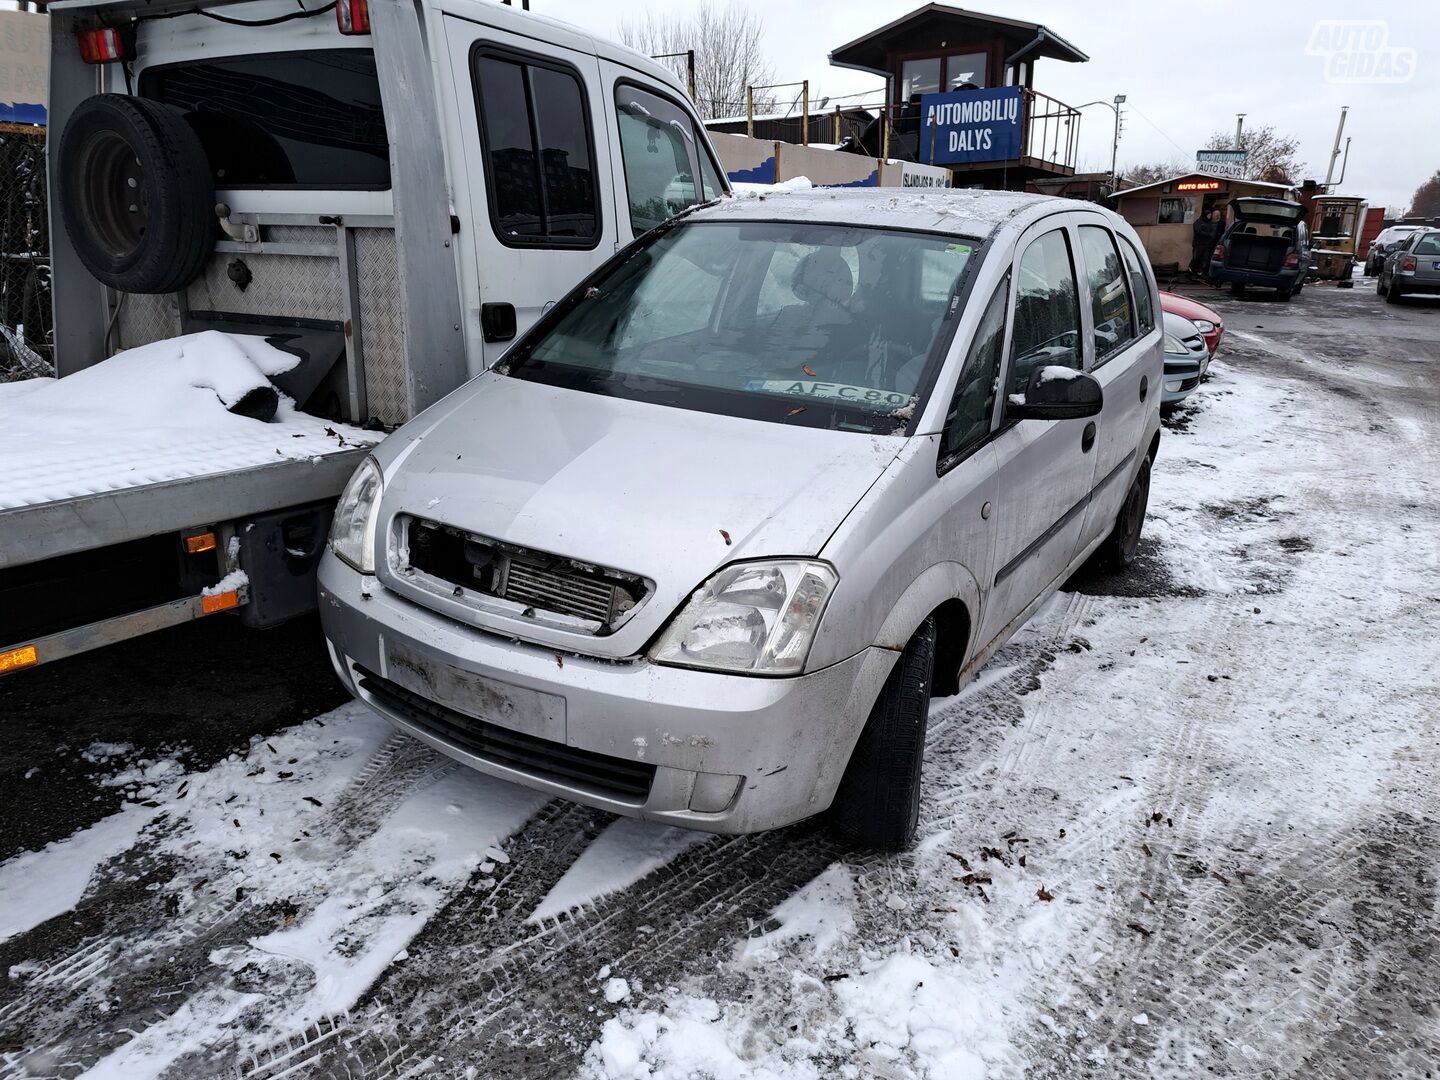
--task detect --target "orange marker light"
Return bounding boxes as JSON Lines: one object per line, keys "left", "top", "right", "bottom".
{"left": 0, "top": 644, "right": 39, "bottom": 674}
{"left": 185, "top": 531, "right": 218, "bottom": 554}
{"left": 201, "top": 590, "right": 240, "bottom": 614}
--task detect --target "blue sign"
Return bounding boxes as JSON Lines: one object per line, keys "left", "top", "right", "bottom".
{"left": 917, "top": 87, "right": 1024, "bottom": 165}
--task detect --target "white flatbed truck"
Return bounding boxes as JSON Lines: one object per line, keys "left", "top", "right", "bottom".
{"left": 0, "top": 0, "right": 729, "bottom": 675}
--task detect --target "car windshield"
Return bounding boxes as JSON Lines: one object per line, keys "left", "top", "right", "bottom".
{"left": 503, "top": 221, "right": 978, "bottom": 434}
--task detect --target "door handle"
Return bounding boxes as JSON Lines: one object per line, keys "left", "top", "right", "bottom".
{"left": 1081, "top": 421, "right": 1097, "bottom": 453}
{"left": 481, "top": 302, "right": 516, "bottom": 343}
{"left": 1139, "top": 375, "right": 1149, "bottom": 402}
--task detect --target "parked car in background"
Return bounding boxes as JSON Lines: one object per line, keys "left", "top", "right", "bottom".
{"left": 1160, "top": 291, "right": 1223, "bottom": 355}
{"left": 319, "top": 190, "right": 1164, "bottom": 851}
{"left": 1209, "top": 198, "right": 1310, "bottom": 300}
{"left": 1378, "top": 228, "right": 1440, "bottom": 303}
{"left": 1162, "top": 311, "right": 1210, "bottom": 406}
{"left": 1364, "top": 225, "right": 1425, "bottom": 276}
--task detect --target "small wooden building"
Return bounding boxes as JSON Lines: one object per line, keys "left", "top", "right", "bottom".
{"left": 827, "top": 3, "right": 1088, "bottom": 189}
{"left": 1110, "top": 173, "right": 1298, "bottom": 269}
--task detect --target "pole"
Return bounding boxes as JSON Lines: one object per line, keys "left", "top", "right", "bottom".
{"left": 801, "top": 80, "right": 809, "bottom": 146}
{"left": 1234, "top": 113, "right": 1245, "bottom": 149}
{"left": 686, "top": 50, "right": 696, "bottom": 104}
{"left": 746, "top": 86, "right": 754, "bottom": 138}
{"left": 1109, "top": 105, "right": 1120, "bottom": 184}
{"left": 1323, "top": 106, "right": 1349, "bottom": 189}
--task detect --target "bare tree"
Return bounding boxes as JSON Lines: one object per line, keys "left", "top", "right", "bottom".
{"left": 1204, "top": 123, "right": 1307, "bottom": 183}
{"left": 619, "top": 1, "right": 776, "bottom": 120}
{"left": 1405, "top": 170, "right": 1440, "bottom": 218}
{"left": 1119, "top": 158, "right": 1191, "bottom": 186}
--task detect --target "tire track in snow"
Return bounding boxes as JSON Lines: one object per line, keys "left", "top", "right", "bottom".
{"left": 0, "top": 735, "right": 452, "bottom": 1079}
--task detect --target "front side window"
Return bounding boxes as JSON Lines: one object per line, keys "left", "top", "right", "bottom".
{"left": 943, "top": 273, "right": 1008, "bottom": 459}
{"left": 474, "top": 50, "right": 599, "bottom": 247}
{"left": 141, "top": 50, "right": 389, "bottom": 189}
{"left": 614, "top": 84, "right": 725, "bottom": 236}
{"left": 1008, "top": 228, "right": 1081, "bottom": 398}
{"left": 1078, "top": 225, "right": 1135, "bottom": 363}
{"left": 504, "top": 221, "right": 979, "bottom": 435}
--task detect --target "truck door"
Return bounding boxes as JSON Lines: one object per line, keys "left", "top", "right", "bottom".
{"left": 444, "top": 17, "right": 619, "bottom": 367}
{"left": 596, "top": 61, "right": 728, "bottom": 248}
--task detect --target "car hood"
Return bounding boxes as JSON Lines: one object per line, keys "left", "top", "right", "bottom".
{"left": 1158, "top": 290, "right": 1221, "bottom": 326}
{"left": 372, "top": 374, "right": 905, "bottom": 657}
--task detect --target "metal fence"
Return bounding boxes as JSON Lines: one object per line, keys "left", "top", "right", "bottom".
{"left": 0, "top": 123, "right": 54, "bottom": 380}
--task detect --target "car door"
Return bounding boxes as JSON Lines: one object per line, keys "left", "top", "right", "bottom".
{"left": 975, "top": 216, "right": 1101, "bottom": 652}
{"left": 1074, "top": 221, "right": 1156, "bottom": 551}
{"left": 444, "top": 17, "right": 619, "bottom": 368}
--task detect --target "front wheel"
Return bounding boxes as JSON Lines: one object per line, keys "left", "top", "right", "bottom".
{"left": 831, "top": 618, "right": 935, "bottom": 852}
{"left": 1094, "top": 454, "right": 1152, "bottom": 573}
{"left": 1377, "top": 274, "right": 1388, "bottom": 296}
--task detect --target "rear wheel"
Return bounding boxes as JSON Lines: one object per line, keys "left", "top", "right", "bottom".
{"left": 1386, "top": 280, "right": 1405, "bottom": 304}
{"left": 831, "top": 618, "right": 935, "bottom": 852}
{"left": 1231, "top": 282, "right": 1247, "bottom": 295}
{"left": 1094, "top": 454, "right": 1152, "bottom": 573}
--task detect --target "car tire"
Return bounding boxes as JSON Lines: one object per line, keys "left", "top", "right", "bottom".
{"left": 1279, "top": 287, "right": 1294, "bottom": 302}
{"left": 831, "top": 617, "right": 935, "bottom": 852}
{"left": 1231, "top": 282, "right": 1246, "bottom": 295}
{"left": 57, "top": 94, "right": 215, "bottom": 294}
{"left": 1386, "top": 281, "right": 1405, "bottom": 304}
{"left": 1095, "top": 453, "right": 1152, "bottom": 574}
{"left": 1377, "top": 274, "right": 1388, "bottom": 296}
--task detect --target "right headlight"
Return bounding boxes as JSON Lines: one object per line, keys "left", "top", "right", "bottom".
{"left": 650, "top": 560, "right": 838, "bottom": 676}
{"left": 329, "top": 457, "right": 383, "bottom": 574}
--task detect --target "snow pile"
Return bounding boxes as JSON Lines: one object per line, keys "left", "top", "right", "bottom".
{"left": 729, "top": 176, "right": 816, "bottom": 197}
{"left": 0, "top": 331, "right": 378, "bottom": 510}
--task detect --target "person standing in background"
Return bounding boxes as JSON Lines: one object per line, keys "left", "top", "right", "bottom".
{"left": 1192, "top": 208, "right": 1223, "bottom": 275}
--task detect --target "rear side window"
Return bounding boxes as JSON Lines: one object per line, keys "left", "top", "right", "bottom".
{"left": 1078, "top": 225, "right": 1135, "bottom": 364}
{"left": 614, "top": 83, "right": 725, "bottom": 235}
{"left": 141, "top": 50, "right": 389, "bottom": 189}
{"left": 1413, "top": 234, "right": 1440, "bottom": 255}
{"left": 1117, "top": 235, "right": 1156, "bottom": 335}
{"left": 1008, "top": 228, "right": 1081, "bottom": 397}
{"left": 473, "top": 49, "right": 600, "bottom": 248}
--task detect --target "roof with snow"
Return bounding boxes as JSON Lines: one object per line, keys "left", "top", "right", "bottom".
{"left": 691, "top": 187, "right": 1062, "bottom": 239}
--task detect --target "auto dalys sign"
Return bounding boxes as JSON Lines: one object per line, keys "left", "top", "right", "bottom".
{"left": 918, "top": 87, "right": 1024, "bottom": 165}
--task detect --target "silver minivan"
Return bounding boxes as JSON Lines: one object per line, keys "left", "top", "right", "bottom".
{"left": 318, "top": 190, "right": 1163, "bottom": 850}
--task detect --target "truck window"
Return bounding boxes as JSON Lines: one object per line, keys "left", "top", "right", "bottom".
{"left": 140, "top": 50, "right": 390, "bottom": 189}
{"left": 614, "top": 83, "right": 724, "bottom": 235}
{"left": 473, "top": 49, "right": 600, "bottom": 248}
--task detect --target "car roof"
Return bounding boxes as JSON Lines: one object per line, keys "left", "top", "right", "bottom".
{"left": 688, "top": 188, "right": 1074, "bottom": 242}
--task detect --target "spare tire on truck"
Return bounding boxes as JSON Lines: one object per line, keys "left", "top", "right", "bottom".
{"left": 58, "top": 94, "right": 214, "bottom": 294}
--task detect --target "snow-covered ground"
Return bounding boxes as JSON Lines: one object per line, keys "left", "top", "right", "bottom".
{"left": 0, "top": 332, "right": 377, "bottom": 511}
{"left": 1, "top": 286, "right": 1436, "bottom": 1078}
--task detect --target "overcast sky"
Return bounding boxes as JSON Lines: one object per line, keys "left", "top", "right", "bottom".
{"left": 535, "top": 0, "right": 1436, "bottom": 212}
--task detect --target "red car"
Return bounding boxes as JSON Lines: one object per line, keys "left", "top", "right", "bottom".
{"left": 1159, "top": 291, "right": 1223, "bottom": 355}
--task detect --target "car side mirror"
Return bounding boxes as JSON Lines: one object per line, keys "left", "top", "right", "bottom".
{"left": 1007, "top": 366, "right": 1103, "bottom": 421}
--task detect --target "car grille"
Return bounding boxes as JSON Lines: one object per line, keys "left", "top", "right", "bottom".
{"left": 402, "top": 518, "right": 648, "bottom": 632}
{"left": 1179, "top": 376, "right": 1200, "bottom": 392}
{"left": 355, "top": 666, "right": 655, "bottom": 802}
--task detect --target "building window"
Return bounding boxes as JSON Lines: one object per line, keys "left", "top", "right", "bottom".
{"left": 945, "top": 52, "right": 988, "bottom": 90}
{"left": 900, "top": 57, "right": 941, "bottom": 102}
{"left": 1158, "top": 197, "right": 1194, "bottom": 225}
{"left": 473, "top": 48, "right": 600, "bottom": 248}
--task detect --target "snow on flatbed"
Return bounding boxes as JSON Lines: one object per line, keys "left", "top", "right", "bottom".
{"left": 0, "top": 332, "right": 378, "bottom": 512}
{"left": 0, "top": 287, "right": 1437, "bottom": 1079}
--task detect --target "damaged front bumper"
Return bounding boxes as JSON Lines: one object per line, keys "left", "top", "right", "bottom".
{"left": 317, "top": 553, "right": 895, "bottom": 834}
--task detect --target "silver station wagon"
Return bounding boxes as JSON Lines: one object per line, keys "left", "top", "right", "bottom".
{"left": 319, "top": 190, "right": 1163, "bottom": 850}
